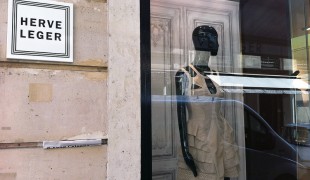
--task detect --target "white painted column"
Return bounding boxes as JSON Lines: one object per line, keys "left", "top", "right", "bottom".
{"left": 107, "top": 0, "right": 141, "bottom": 180}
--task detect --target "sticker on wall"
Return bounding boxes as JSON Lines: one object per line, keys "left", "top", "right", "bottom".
{"left": 6, "top": 0, "right": 73, "bottom": 62}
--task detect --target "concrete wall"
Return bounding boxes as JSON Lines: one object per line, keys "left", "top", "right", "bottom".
{"left": 0, "top": 0, "right": 109, "bottom": 179}
{"left": 107, "top": 0, "right": 141, "bottom": 179}
{"left": 0, "top": 147, "right": 107, "bottom": 180}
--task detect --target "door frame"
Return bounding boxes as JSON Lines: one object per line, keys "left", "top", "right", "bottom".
{"left": 141, "top": 0, "right": 152, "bottom": 180}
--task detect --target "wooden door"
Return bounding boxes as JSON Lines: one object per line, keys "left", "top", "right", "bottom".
{"left": 151, "top": 4, "right": 181, "bottom": 180}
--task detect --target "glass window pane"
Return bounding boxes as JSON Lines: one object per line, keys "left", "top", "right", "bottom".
{"left": 150, "top": 0, "right": 310, "bottom": 179}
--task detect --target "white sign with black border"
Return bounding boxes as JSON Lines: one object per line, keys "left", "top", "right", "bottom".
{"left": 6, "top": 0, "right": 73, "bottom": 62}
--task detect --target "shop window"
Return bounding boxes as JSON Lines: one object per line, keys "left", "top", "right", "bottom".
{"left": 148, "top": 0, "right": 310, "bottom": 179}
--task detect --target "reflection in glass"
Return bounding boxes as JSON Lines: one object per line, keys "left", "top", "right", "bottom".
{"left": 150, "top": 0, "right": 310, "bottom": 180}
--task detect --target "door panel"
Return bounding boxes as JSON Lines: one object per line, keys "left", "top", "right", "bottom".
{"left": 151, "top": 4, "right": 181, "bottom": 178}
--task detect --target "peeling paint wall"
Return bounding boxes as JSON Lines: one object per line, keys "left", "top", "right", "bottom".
{"left": 0, "top": 0, "right": 109, "bottom": 179}
{"left": 0, "top": 68, "right": 107, "bottom": 143}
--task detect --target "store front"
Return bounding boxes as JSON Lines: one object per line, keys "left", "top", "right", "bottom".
{"left": 1, "top": 0, "right": 310, "bottom": 179}
{"left": 147, "top": 0, "right": 310, "bottom": 180}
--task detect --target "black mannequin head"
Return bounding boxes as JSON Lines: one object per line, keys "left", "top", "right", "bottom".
{"left": 192, "top": 25, "right": 219, "bottom": 56}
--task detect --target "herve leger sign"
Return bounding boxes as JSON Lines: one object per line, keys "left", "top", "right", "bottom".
{"left": 7, "top": 0, "right": 73, "bottom": 62}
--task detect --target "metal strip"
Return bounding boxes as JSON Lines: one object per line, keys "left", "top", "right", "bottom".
{"left": 0, "top": 139, "right": 108, "bottom": 149}
{"left": 0, "top": 61, "right": 107, "bottom": 72}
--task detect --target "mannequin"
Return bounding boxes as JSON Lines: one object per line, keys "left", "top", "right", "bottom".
{"left": 175, "top": 26, "right": 239, "bottom": 180}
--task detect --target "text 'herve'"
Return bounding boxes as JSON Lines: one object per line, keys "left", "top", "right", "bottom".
{"left": 20, "top": 17, "right": 62, "bottom": 41}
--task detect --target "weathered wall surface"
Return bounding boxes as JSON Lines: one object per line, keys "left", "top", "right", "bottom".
{"left": 0, "top": 68, "right": 107, "bottom": 143}
{"left": 0, "top": 0, "right": 108, "bottom": 179}
{"left": 107, "top": 0, "right": 141, "bottom": 179}
{"left": 0, "top": 146, "right": 107, "bottom": 180}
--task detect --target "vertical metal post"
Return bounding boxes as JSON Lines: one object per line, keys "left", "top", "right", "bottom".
{"left": 141, "top": 0, "right": 152, "bottom": 179}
